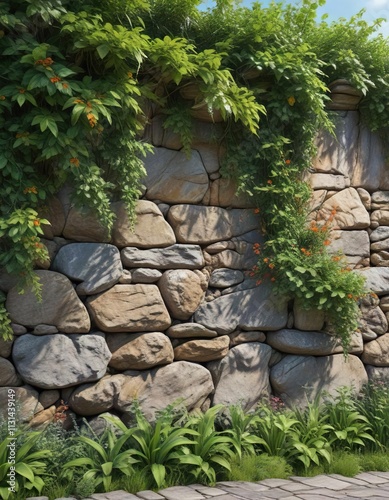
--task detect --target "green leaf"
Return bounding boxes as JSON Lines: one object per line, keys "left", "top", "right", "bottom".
{"left": 96, "top": 44, "right": 110, "bottom": 59}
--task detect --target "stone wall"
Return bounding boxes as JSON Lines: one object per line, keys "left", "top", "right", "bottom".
{"left": 1, "top": 109, "right": 389, "bottom": 428}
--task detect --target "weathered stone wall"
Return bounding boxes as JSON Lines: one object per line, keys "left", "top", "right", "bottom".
{"left": 1, "top": 108, "right": 389, "bottom": 428}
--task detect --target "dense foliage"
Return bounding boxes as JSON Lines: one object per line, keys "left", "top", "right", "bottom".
{"left": 1, "top": 0, "right": 389, "bottom": 344}
{"left": 2, "top": 384, "right": 389, "bottom": 499}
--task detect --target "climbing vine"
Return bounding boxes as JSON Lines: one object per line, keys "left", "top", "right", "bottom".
{"left": 1, "top": 0, "right": 389, "bottom": 345}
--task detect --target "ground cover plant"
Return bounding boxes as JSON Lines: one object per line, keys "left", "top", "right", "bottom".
{"left": 1, "top": 0, "right": 389, "bottom": 347}
{"left": 1, "top": 384, "right": 389, "bottom": 499}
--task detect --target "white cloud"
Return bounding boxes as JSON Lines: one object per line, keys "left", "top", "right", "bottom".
{"left": 368, "top": 0, "right": 389, "bottom": 9}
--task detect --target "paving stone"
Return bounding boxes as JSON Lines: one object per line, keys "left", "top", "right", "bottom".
{"left": 328, "top": 474, "right": 372, "bottom": 486}
{"left": 26, "top": 497, "right": 49, "bottom": 500}
{"left": 258, "top": 480, "right": 292, "bottom": 488}
{"left": 354, "top": 473, "right": 389, "bottom": 485}
{"left": 205, "top": 496, "right": 246, "bottom": 500}
{"left": 136, "top": 491, "right": 166, "bottom": 500}
{"left": 343, "top": 489, "right": 389, "bottom": 498}
{"left": 368, "top": 471, "right": 389, "bottom": 480}
{"left": 289, "top": 475, "right": 351, "bottom": 490}
{"left": 210, "top": 487, "right": 267, "bottom": 499}
{"left": 296, "top": 495, "right": 347, "bottom": 500}
{"left": 279, "top": 483, "right": 313, "bottom": 492}
{"left": 188, "top": 485, "right": 228, "bottom": 496}
{"left": 216, "top": 482, "right": 269, "bottom": 492}
{"left": 157, "top": 486, "right": 206, "bottom": 500}
{"left": 89, "top": 492, "right": 140, "bottom": 500}
{"left": 253, "top": 489, "right": 295, "bottom": 499}
{"left": 298, "top": 488, "right": 347, "bottom": 498}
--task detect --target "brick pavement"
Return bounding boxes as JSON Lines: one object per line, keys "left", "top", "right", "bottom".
{"left": 27, "top": 472, "right": 389, "bottom": 500}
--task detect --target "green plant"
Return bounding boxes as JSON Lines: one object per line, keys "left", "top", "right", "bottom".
{"left": 180, "top": 405, "right": 236, "bottom": 485}
{"left": 359, "top": 452, "right": 389, "bottom": 472}
{"left": 291, "top": 400, "right": 333, "bottom": 471}
{"left": 228, "top": 453, "right": 292, "bottom": 482}
{"left": 253, "top": 403, "right": 300, "bottom": 461}
{"left": 223, "top": 405, "right": 263, "bottom": 459}
{"left": 110, "top": 405, "right": 197, "bottom": 489}
{"left": 63, "top": 421, "right": 138, "bottom": 492}
{"left": 0, "top": 431, "right": 51, "bottom": 500}
{"left": 325, "top": 388, "right": 375, "bottom": 451}
{"left": 327, "top": 451, "right": 361, "bottom": 477}
{"left": 355, "top": 381, "right": 389, "bottom": 451}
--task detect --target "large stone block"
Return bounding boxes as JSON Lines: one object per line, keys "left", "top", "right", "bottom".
{"left": 6, "top": 270, "right": 90, "bottom": 333}
{"left": 173, "top": 336, "right": 230, "bottom": 362}
{"left": 0, "top": 386, "right": 43, "bottom": 423}
{"left": 270, "top": 354, "right": 367, "bottom": 407}
{"left": 121, "top": 245, "right": 204, "bottom": 269}
{"left": 12, "top": 333, "right": 111, "bottom": 389}
{"left": 167, "top": 205, "right": 260, "bottom": 244}
{"left": 316, "top": 188, "right": 370, "bottom": 229}
{"left": 266, "top": 329, "right": 363, "bottom": 356}
{"left": 68, "top": 375, "right": 125, "bottom": 416}
{"left": 111, "top": 201, "right": 176, "bottom": 248}
{"left": 208, "top": 343, "right": 272, "bottom": 410}
{"left": 362, "top": 334, "right": 389, "bottom": 366}
{"left": 63, "top": 206, "right": 110, "bottom": 242}
{"left": 143, "top": 148, "right": 209, "bottom": 203}
{"left": 87, "top": 284, "right": 171, "bottom": 332}
{"left": 0, "top": 358, "right": 22, "bottom": 386}
{"left": 52, "top": 243, "right": 123, "bottom": 295}
{"left": 195, "top": 283, "right": 288, "bottom": 334}
{"left": 356, "top": 268, "right": 389, "bottom": 296}
{"left": 115, "top": 361, "right": 214, "bottom": 421}
{"left": 106, "top": 332, "right": 173, "bottom": 370}
{"left": 158, "top": 270, "right": 207, "bottom": 320}
{"left": 328, "top": 230, "right": 370, "bottom": 257}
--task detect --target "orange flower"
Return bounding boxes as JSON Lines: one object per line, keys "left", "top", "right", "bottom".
{"left": 267, "top": 179, "right": 273, "bottom": 185}
{"left": 347, "top": 294, "right": 353, "bottom": 299}
{"left": 69, "top": 157, "right": 80, "bottom": 167}
{"left": 269, "top": 263, "right": 275, "bottom": 269}
{"left": 263, "top": 257, "right": 269, "bottom": 263}
{"left": 62, "top": 83, "right": 69, "bottom": 89}
{"left": 285, "top": 159, "right": 291, "bottom": 165}
{"left": 254, "top": 208, "right": 260, "bottom": 214}
{"left": 287, "top": 96, "right": 296, "bottom": 106}
{"left": 87, "top": 112, "right": 96, "bottom": 127}
{"left": 43, "top": 57, "right": 54, "bottom": 66}
{"left": 332, "top": 256, "right": 341, "bottom": 262}
{"left": 50, "top": 76, "right": 61, "bottom": 83}
{"left": 270, "top": 277, "right": 276, "bottom": 282}
{"left": 33, "top": 219, "right": 40, "bottom": 226}
{"left": 23, "top": 186, "right": 38, "bottom": 194}
{"left": 323, "top": 239, "right": 331, "bottom": 246}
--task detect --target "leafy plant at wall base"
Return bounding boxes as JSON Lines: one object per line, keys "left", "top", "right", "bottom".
{"left": 0, "top": 431, "right": 51, "bottom": 500}
{"left": 292, "top": 400, "right": 333, "bottom": 471}
{"left": 223, "top": 405, "right": 263, "bottom": 459}
{"left": 324, "top": 388, "right": 375, "bottom": 451}
{"left": 180, "top": 405, "right": 236, "bottom": 485}
{"left": 109, "top": 406, "right": 198, "bottom": 489}
{"left": 63, "top": 425, "right": 138, "bottom": 492}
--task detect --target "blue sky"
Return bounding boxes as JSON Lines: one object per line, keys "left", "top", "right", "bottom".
{"left": 199, "top": 0, "right": 389, "bottom": 35}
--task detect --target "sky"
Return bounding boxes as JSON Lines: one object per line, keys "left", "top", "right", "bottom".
{"left": 199, "top": 0, "right": 389, "bottom": 35}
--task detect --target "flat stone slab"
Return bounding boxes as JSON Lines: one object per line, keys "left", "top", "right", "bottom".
{"left": 354, "top": 473, "right": 389, "bottom": 485}
{"left": 195, "top": 284, "right": 288, "bottom": 334}
{"left": 356, "top": 268, "right": 389, "bottom": 295}
{"left": 209, "top": 269, "right": 245, "bottom": 288}
{"left": 289, "top": 475, "right": 354, "bottom": 490}
{"left": 156, "top": 486, "right": 206, "bottom": 500}
{"left": 121, "top": 245, "right": 204, "bottom": 269}
{"left": 53, "top": 243, "right": 123, "bottom": 295}
{"left": 87, "top": 284, "right": 171, "bottom": 332}
{"left": 13, "top": 333, "right": 111, "bottom": 389}
{"left": 136, "top": 492, "right": 166, "bottom": 500}
{"left": 88, "top": 492, "right": 139, "bottom": 499}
